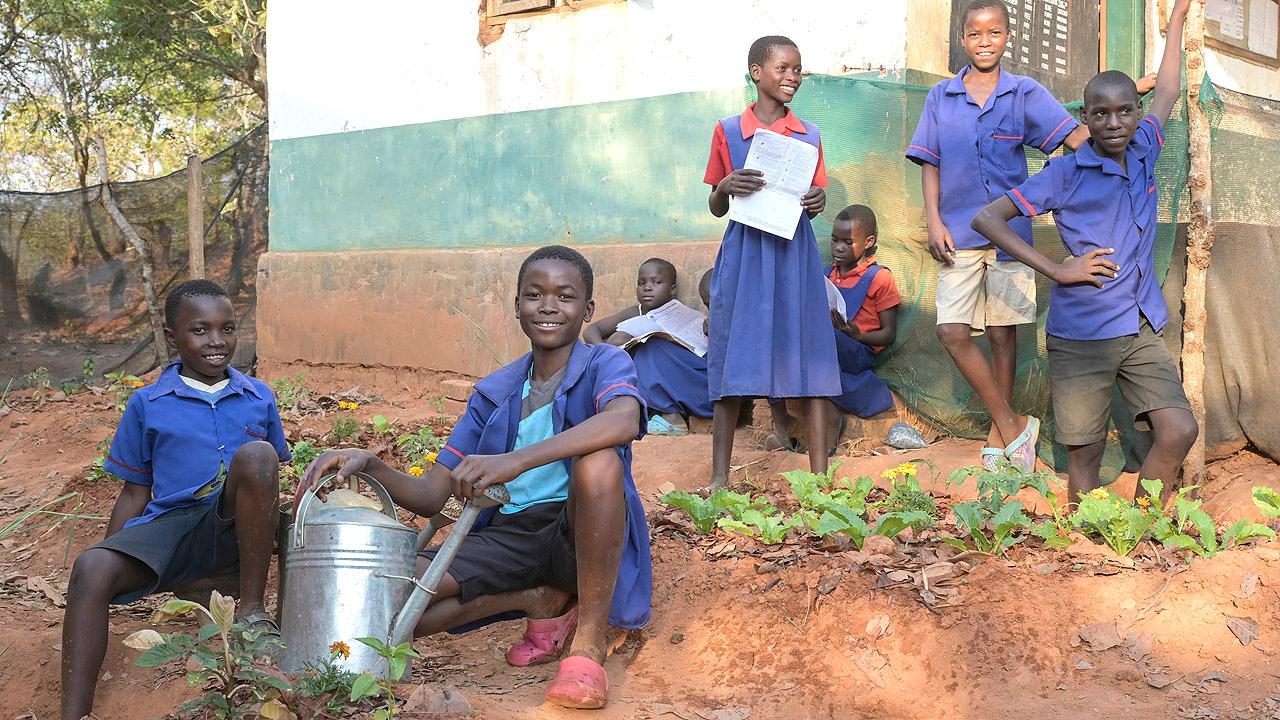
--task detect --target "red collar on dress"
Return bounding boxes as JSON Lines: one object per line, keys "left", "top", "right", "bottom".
{"left": 828, "top": 257, "right": 878, "bottom": 287}
{"left": 738, "top": 102, "right": 807, "bottom": 139}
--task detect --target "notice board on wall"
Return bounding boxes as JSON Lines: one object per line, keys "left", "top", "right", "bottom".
{"left": 1161, "top": 0, "right": 1280, "bottom": 68}
{"left": 949, "top": 0, "right": 1101, "bottom": 100}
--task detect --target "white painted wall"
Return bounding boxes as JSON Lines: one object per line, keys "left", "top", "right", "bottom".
{"left": 268, "top": 0, "right": 909, "bottom": 140}
{"left": 1145, "top": 0, "right": 1280, "bottom": 100}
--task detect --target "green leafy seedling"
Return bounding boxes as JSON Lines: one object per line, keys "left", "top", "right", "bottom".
{"left": 661, "top": 489, "right": 760, "bottom": 534}
{"left": 1253, "top": 487, "right": 1280, "bottom": 519}
{"left": 351, "top": 636, "right": 421, "bottom": 719}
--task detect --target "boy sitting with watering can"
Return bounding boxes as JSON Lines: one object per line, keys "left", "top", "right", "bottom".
{"left": 299, "top": 245, "right": 651, "bottom": 709}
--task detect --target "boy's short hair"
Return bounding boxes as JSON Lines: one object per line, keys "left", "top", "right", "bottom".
{"left": 747, "top": 35, "right": 798, "bottom": 71}
{"left": 836, "top": 204, "right": 878, "bottom": 237}
{"left": 164, "top": 279, "right": 229, "bottom": 327}
{"left": 518, "top": 245, "right": 594, "bottom": 300}
{"left": 961, "top": 0, "right": 1010, "bottom": 28}
{"left": 640, "top": 258, "right": 677, "bottom": 284}
{"left": 1083, "top": 70, "right": 1139, "bottom": 106}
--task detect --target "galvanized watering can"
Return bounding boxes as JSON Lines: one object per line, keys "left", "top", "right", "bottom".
{"left": 280, "top": 471, "right": 508, "bottom": 678}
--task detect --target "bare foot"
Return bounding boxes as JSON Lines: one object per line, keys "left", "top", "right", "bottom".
{"left": 700, "top": 474, "right": 729, "bottom": 495}
{"left": 659, "top": 412, "right": 688, "bottom": 431}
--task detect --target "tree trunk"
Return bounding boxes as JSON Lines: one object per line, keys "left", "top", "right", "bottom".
{"left": 93, "top": 134, "right": 168, "bottom": 368}
{"left": 1180, "top": 1, "right": 1213, "bottom": 488}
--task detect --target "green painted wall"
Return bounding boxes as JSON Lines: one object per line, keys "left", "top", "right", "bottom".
{"left": 1105, "top": 0, "right": 1145, "bottom": 77}
{"left": 270, "top": 88, "right": 741, "bottom": 252}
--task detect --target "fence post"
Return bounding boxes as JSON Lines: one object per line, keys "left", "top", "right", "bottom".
{"left": 1180, "top": 0, "right": 1213, "bottom": 488}
{"left": 187, "top": 154, "right": 205, "bottom": 279}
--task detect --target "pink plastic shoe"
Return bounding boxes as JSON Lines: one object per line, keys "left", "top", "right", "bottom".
{"left": 545, "top": 655, "right": 608, "bottom": 709}
{"left": 505, "top": 605, "right": 578, "bottom": 667}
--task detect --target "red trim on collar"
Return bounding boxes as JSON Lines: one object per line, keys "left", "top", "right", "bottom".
{"left": 738, "top": 102, "right": 807, "bottom": 139}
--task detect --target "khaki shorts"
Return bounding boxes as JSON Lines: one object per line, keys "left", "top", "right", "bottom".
{"left": 936, "top": 249, "right": 1036, "bottom": 334}
{"left": 1047, "top": 319, "right": 1192, "bottom": 446}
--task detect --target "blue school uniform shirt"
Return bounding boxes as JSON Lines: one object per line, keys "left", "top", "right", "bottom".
{"left": 435, "top": 342, "right": 653, "bottom": 629}
{"left": 906, "top": 66, "right": 1077, "bottom": 259}
{"left": 105, "top": 362, "right": 291, "bottom": 528}
{"left": 1004, "top": 115, "right": 1167, "bottom": 341}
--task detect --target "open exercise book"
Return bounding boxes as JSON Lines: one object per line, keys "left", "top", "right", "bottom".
{"left": 728, "top": 128, "right": 820, "bottom": 238}
{"left": 616, "top": 300, "right": 709, "bottom": 357}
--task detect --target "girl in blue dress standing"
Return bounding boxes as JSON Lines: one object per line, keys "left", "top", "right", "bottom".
{"left": 703, "top": 35, "right": 840, "bottom": 490}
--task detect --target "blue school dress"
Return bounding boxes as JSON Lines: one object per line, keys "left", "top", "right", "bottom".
{"left": 830, "top": 266, "right": 894, "bottom": 417}
{"left": 435, "top": 342, "right": 652, "bottom": 630}
{"left": 630, "top": 339, "right": 713, "bottom": 419}
{"left": 706, "top": 113, "right": 840, "bottom": 400}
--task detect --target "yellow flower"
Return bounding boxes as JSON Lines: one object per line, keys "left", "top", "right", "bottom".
{"left": 1088, "top": 488, "right": 1109, "bottom": 500}
{"left": 131, "top": 379, "right": 145, "bottom": 388}
{"left": 881, "top": 463, "right": 917, "bottom": 480}
{"left": 329, "top": 641, "right": 350, "bottom": 659}
{"left": 348, "top": 402, "right": 360, "bottom": 410}
{"left": 409, "top": 466, "right": 424, "bottom": 477}
{"left": 1136, "top": 496, "right": 1151, "bottom": 508}
{"left": 425, "top": 451, "right": 438, "bottom": 464}
{"left": 337, "top": 400, "right": 360, "bottom": 411}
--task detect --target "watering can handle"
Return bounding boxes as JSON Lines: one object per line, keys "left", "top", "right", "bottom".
{"left": 290, "top": 471, "right": 398, "bottom": 550}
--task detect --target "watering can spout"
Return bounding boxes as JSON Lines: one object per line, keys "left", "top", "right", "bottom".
{"left": 388, "top": 484, "right": 511, "bottom": 647}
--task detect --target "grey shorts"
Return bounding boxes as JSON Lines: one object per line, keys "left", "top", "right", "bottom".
{"left": 94, "top": 491, "right": 239, "bottom": 605}
{"left": 1047, "top": 319, "right": 1192, "bottom": 446}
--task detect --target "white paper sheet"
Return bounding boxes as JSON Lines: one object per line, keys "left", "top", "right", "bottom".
{"left": 727, "top": 129, "right": 819, "bottom": 238}
{"left": 617, "top": 300, "right": 709, "bottom": 357}
{"left": 825, "top": 277, "right": 847, "bottom": 322}
{"left": 1249, "top": 0, "right": 1279, "bottom": 58}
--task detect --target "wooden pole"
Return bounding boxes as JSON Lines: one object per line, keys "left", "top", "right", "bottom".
{"left": 1180, "top": 0, "right": 1213, "bottom": 488}
{"left": 187, "top": 154, "right": 205, "bottom": 279}
{"left": 94, "top": 135, "right": 168, "bottom": 367}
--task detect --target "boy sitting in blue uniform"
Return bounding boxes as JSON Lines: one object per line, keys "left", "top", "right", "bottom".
{"left": 62, "top": 280, "right": 290, "bottom": 720}
{"left": 972, "top": 0, "right": 1197, "bottom": 499}
{"left": 584, "top": 257, "right": 712, "bottom": 435}
{"left": 300, "top": 246, "right": 650, "bottom": 709}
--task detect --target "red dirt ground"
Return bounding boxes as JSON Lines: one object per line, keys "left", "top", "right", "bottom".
{"left": 1, "top": 378, "right": 1279, "bottom": 720}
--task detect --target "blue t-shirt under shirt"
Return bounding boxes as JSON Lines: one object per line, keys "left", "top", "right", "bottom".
{"left": 502, "top": 369, "right": 570, "bottom": 514}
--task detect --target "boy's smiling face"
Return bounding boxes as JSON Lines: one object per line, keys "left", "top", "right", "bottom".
{"left": 636, "top": 261, "right": 676, "bottom": 313}
{"left": 751, "top": 44, "right": 803, "bottom": 106}
{"left": 831, "top": 219, "right": 875, "bottom": 272}
{"left": 1081, "top": 83, "right": 1142, "bottom": 161}
{"left": 165, "top": 294, "right": 237, "bottom": 384}
{"left": 516, "top": 258, "right": 594, "bottom": 352}
{"left": 961, "top": 7, "right": 1009, "bottom": 72}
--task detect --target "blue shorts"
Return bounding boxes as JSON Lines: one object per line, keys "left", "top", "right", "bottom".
{"left": 94, "top": 492, "right": 239, "bottom": 604}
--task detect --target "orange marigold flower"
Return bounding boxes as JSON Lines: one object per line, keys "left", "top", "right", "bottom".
{"left": 131, "top": 379, "right": 145, "bottom": 388}
{"left": 408, "top": 466, "right": 424, "bottom": 477}
{"left": 329, "top": 641, "right": 350, "bottom": 659}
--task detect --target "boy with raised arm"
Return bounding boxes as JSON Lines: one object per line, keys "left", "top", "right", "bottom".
{"left": 971, "top": 0, "right": 1198, "bottom": 499}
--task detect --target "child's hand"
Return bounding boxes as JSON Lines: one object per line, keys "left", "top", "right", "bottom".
{"left": 1136, "top": 72, "right": 1157, "bottom": 95}
{"left": 830, "top": 309, "right": 862, "bottom": 340}
{"left": 801, "top": 186, "right": 826, "bottom": 214}
{"left": 450, "top": 453, "right": 524, "bottom": 501}
{"left": 717, "top": 169, "right": 765, "bottom": 197}
{"left": 295, "top": 448, "right": 378, "bottom": 518}
{"left": 927, "top": 222, "right": 957, "bottom": 265}
{"left": 1054, "top": 248, "right": 1119, "bottom": 288}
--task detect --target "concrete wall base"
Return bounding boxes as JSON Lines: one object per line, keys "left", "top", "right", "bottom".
{"left": 256, "top": 243, "right": 721, "bottom": 379}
